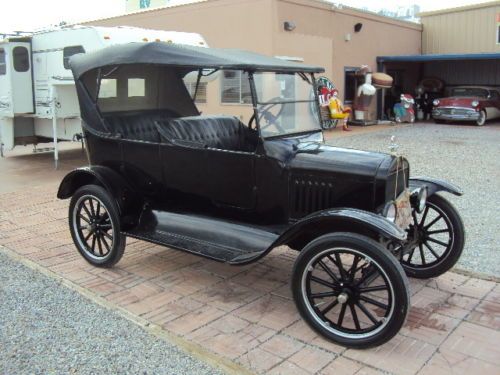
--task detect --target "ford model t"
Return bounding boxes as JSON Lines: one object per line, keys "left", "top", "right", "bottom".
{"left": 58, "top": 43, "right": 465, "bottom": 348}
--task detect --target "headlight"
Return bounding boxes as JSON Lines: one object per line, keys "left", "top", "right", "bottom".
{"left": 411, "top": 187, "right": 428, "bottom": 213}
{"left": 383, "top": 202, "right": 397, "bottom": 223}
{"left": 433, "top": 99, "right": 440, "bottom": 106}
{"left": 471, "top": 100, "right": 479, "bottom": 107}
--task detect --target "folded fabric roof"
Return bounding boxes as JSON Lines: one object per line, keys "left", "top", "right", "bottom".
{"left": 70, "top": 42, "right": 325, "bottom": 79}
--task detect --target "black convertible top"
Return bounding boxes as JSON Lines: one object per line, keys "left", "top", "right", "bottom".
{"left": 70, "top": 42, "right": 325, "bottom": 79}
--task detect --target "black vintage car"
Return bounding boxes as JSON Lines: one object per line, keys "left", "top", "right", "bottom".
{"left": 58, "top": 43, "right": 465, "bottom": 348}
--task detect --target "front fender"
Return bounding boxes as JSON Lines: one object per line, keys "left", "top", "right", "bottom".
{"left": 409, "top": 176, "right": 463, "bottom": 197}
{"left": 57, "top": 166, "right": 138, "bottom": 215}
{"left": 274, "top": 208, "right": 407, "bottom": 249}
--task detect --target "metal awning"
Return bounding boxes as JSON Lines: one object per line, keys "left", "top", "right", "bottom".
{"left": 377, "top": 53, "right": 500, "bottom": 63}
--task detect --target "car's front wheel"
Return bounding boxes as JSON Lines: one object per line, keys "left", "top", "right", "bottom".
{"left": 401, "top": 194, "right": 465, "bottom": 279}
{"left": 292, "top": 233, "right": 410, "bottom": 349}
{"left": 69, "top": 184, "right": 126, "bottom": 267}
{"left": 476, "top": 110, "right": 486, "bottom": 126}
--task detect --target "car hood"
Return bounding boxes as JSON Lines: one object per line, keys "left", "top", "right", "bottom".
{"left": 288, "top": 142, "right": 393, "bottom": 178}
{"left": 437, "top": 97, "right": 481, "bottom": 107}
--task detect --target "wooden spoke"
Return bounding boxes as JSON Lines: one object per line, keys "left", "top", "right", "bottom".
{"left": 84, "top": 230, "right": 94, "bottom": 242}
{"left": 359, "top": 295, "right": 388, "bottom": 310}
{"left": 79, "top": 214, "right": 90, "bottom": 224}
{"left": 408, "top": 247, "right": 416, "bottom": 263}
{"left": 358, "top": 285, "right": 388, "bottom": 293}
{"left": 348, "top": 255, "right": 360, "bottom": 282}
{"left": 424, "top": 214, "right": 443, "bottom": 230}
{"left": 419, "top": 206, "right": 429, "bottom": 226}
{"left": 334, "top": 253, "right": 348, "bottom": 280}
{"left": 427, "top": 228, "right": 450, "bottom": 235}
{"left": 82, "top": 204, "right": 92, "bottom": 219}
{"left": 97, "top": 235, "right": 103, "bottom": 255}
{"left": 317, "top": 260, "right": 340, "bottom": 284}
{"left": 310, "top": 276, "right": 337, "bottom": 289}
{"left": 311, "top": 291, "right": 338, "bottom": 299}
{"left": 426, "top": 237, "right": 449, "bottom": 247}
{"left": 424, "top": 242, "right": 440, "bottom": 259}
{"left": 90, "top": 235, "right": 97, "bottom": 254}
{"left": 350, "top": 304, "right": 361, "bottom": 330}
{"left": 321, "top": 299, "right": 339, "bottom": 315}
{"left": 101, "top": 235, "right": 111, "bottom": 252}
{"left": 337, "top": 304, "right": 347, "bottom": 327}
{"left": 419, "top": 243, "right": 426, "bottom": 265}
{"left": 356, "top": 301, "right": 378, "bottom": 324}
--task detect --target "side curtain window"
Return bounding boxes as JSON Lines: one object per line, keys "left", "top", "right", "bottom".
{"left": 0, "top": 49, "right": 6, "bottom": 75}
{"left": 63, "top": 45, "right": 85, "bottom": 70}
{"left": 184, "top": 81, "right": 207, "bottom": 103}
{"left": 13, "top": 46, "right": 29, "bottom": 72}
{"left": 221, "top": 70, "right": 252, "bottom": 104}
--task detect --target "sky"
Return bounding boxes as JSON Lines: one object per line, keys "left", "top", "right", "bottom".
{"left": 0, "top": 0, "right": 491, "bottom": 34}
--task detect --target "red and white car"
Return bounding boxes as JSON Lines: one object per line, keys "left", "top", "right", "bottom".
{"left": 432, "top": 86, "right": 500, "bottom": 126}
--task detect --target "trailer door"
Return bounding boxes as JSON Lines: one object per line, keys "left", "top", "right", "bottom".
{"left": 8, "top": 42, "right": 34, "bottom": 114}
{"left": 0, "top": 46, "right": 13, "bottom": 117}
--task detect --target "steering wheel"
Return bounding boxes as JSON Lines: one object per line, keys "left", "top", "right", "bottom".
{"left": 248, "top": 97, "right": 286, "bottom": 133}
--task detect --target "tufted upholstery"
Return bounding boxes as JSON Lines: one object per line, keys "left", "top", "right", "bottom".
{"left": 104, "top": 110, "right": 179, "bottom": 143}
{"left": 156, "top": 115, "right": 257, "bottom": 152}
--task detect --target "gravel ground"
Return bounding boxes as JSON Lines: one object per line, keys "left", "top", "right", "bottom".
{"left": 327, "top": 122, "right": 500, "bottom": 276}
{"left": 0, "top": 251, "right": 224, "bottom": 375}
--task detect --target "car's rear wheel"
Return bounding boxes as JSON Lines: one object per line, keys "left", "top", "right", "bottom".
{"left": 69, "top": 184, "right": 126, "bottom": 267}
{"left": 292, "top": 233, "right": 409, "bottom": 348}
{"left": 476, "top": 110, "right": 486, "bottom": 126}
{"left": 401, "top": 194, "right": 465, "bottom": 279}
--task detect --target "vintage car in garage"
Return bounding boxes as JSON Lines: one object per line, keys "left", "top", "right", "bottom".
{"left": 58, "top": 42, "right": 465, "bottom": 348}
{"left": 432, "top": 86, "right": 500, "bottom": 126}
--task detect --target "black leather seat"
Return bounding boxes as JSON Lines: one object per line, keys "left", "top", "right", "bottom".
{"left": 104, "top": 110, "right": 178, "bottom": 143}
{"left": 157, "top": 115, "right": 257, "bottom": 152}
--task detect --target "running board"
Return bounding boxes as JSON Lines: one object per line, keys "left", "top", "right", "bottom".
{"left": 124, "top": 210, "right": 282, "bottom": 264}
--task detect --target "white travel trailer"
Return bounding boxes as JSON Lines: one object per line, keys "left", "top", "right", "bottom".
{"left": 0, "top": 26, "right": 208, "bottom": 166}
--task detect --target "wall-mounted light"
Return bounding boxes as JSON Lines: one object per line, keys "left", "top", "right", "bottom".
{"left": 354, "top": 23, "right": 363, "bottom": 32}
{"left": 284, "top": 21, "right": 296, "bottom": 31}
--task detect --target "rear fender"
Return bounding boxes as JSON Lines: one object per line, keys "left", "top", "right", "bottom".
{"left": 274, "top": 208, "right": 407, "bottom": 252}
{"left": 57, "top": 166, "right": 138, "bottom": 216}
{"left": 409, "top": 176, "right": 463, "bottom": 197}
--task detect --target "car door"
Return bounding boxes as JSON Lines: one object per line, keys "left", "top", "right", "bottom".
{"left": 205, "top": 148, "right": 257, "bottom": 210}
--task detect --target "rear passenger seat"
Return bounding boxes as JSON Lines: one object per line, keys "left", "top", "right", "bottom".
{"left": 104, "top": 110, "right": 178, "bottom": 143}
{"left": 104, "top": 112, "right": 257, "bottom": 152}
{"left": 156, "top": 115, "right": 257, "bottom": 152}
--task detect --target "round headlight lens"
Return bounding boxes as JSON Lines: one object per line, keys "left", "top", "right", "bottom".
{"left": 433, "top": 99, "right": 440, "bottom": 106}
{"left": 383, "top": 202, "right": 397, "bottom": 223}
{"left": 417, "top": 188, "right": 428, "bottom": 213}
{"left": 471, "top": 100, "right": 479, "bottom": 107}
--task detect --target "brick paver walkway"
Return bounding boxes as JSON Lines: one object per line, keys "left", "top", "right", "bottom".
{"left": 1, "top": 184, "right": 499, "bottom": 375}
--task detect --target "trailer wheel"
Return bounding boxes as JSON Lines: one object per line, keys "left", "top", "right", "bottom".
{"left": 69, "top": 184, "right": 126, "bottom": 267}
{"left": 292, "top": 232, "right": 409, "bottom": 348}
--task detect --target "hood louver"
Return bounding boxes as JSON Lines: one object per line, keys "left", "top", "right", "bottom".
{"left": 290, "top": 176, "right": 335, "bottom": 219}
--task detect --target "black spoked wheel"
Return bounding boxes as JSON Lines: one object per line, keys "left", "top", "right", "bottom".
{"left": 292, "top": 233, "right": 409, "bottom": 348}
{"left": 69, "top": 185, "right": 125, "bottom": 267}
{"left": 402, "top": 194, "right": 465, "bottom": 279}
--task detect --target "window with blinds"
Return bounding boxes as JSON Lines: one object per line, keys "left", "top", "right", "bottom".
{"left": 0, "top": 49, "right": 6, "bottom": 75}
{"left": 184, "top": 81, "right": 207, "bottom": 103}
{"left": 221, "top": 70, "right": 252, "bottom": 104}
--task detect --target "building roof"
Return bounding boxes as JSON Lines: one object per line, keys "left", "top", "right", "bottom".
{"left": 418, "top": 1, "right": 500, "bottom": 17}
{"left": 70, "top": 41, "right": 325, "bottom": 79}
{"left": 377, "top": 52, "right": 500, "bottom": 63}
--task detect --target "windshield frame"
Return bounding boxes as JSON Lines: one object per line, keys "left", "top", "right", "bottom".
{"left": 248, "top": 71, "right": 323, "bottom": 139}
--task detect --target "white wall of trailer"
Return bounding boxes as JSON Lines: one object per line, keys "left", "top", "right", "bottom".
{"left": 0, "top": 25, "right": 207, "bottom": 165}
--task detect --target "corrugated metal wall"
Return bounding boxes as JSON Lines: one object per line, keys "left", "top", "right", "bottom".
{"left": 424, "top": 60, "right": 500, "bottom": 86}
{"left": 421, "top": 2, "right": 500, "bottom": 54}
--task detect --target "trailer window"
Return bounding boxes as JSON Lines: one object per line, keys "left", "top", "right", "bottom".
{"left": 64, "top": 46, "right": 85, "bottom": 69}
{"left": 13, "top": 46, "right": 29, "bottom": 72}
{"left": 0, "top": 49, "right": 5, "bottom": 75}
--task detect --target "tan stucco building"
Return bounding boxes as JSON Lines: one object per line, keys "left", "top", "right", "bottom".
{"left": 86, "top": 0, "right": 422, "bottom": 121}
{"left": 420, "top": 1, "right": 500, "bottom": 54}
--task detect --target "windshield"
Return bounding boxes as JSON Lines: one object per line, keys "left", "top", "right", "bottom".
{"left": 253, "top": 72, "right": 322, "bottom": 138}
{"left": 450, "top": 87, "right": 489, "bottom": 98}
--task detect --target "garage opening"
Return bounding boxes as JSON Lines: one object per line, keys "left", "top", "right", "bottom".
{"left": 376, "top": 53, "right": 500, "bottom": 120}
